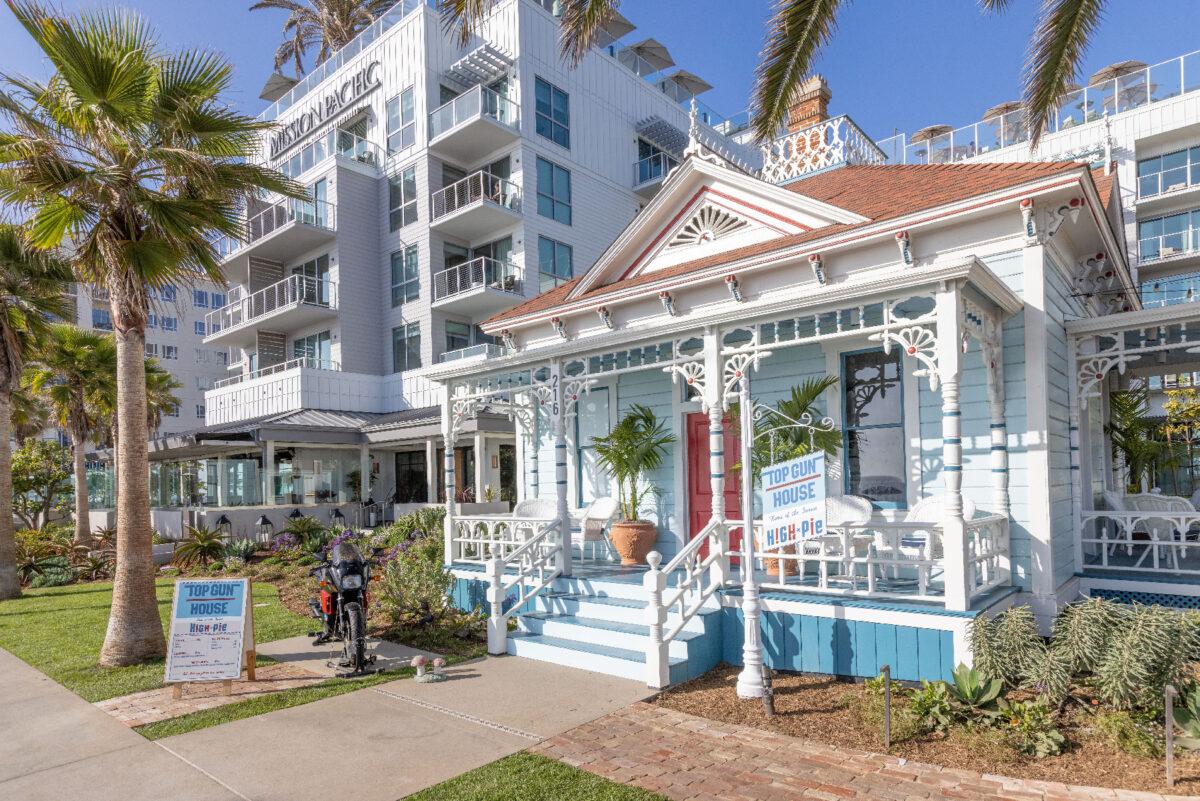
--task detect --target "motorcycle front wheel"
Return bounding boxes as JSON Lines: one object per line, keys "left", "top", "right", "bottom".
{"left": 343, "top": 602, "right": 366, "bottom": 672}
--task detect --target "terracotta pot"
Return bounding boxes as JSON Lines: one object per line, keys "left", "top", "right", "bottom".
{"left": 765, "top": 545, "right": 797, "bottom": 577}
{"left": 609, "top": 520, "right": 657, "bottom": 566}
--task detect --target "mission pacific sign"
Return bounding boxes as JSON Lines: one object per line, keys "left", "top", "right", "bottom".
{"left": 269, "top": 61, "right": 382, "bottom": 160}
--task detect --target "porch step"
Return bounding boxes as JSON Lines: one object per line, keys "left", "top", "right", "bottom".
{"left": 518, "top": 612, "right": 699, "bottom": 658}
{"left": 505, "top": 631, "right": 689, "bottom": 684}
{"left": 534, "top": 592, "right": 712, "bottom": 634}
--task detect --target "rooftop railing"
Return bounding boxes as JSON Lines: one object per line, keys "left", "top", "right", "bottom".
{"left": 212, "top": 356, "right": 340, "bottom": 389}
{"left": 431, "top": 170, "right": 521, "bottom": 221}
{"left": 433, "top": 256, "right": 521, "bottom": 301}
{"left": 205, "top": 274, "right": 336, "bottom": 335}
{"left": 762, "top": 115, "right": 886, "bottom": 183}
{"left": 213, "top": 197, "right": 336, "bottom": 262}
{"left": 873, "top": 49, "right": 1200, "bottom": 163}
{"left": 429, "top": 85, "right": 519, "bottom": 140}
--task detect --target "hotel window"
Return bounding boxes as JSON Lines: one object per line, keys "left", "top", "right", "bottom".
{"left": 194, "top": 321, "right": 206, "bottom": 336}
{"left": 390, "top": 245, "right": 419, "bottom": 307}
{"left": 538, "top": 236, "right": 573, "bottom": 292}
{"left": 292, "top": 330, "right": 331, "bottom": 365}
{"left": 536, "top": 157, "right": 572, "bottom": 225}
{"left": 163, "top": 345, "right": 179, "bottom": 360}
{"left": 1138, "top": 147, "right": 1200, "bottom": 197}
{"left": 211, "top": 293, "right": 226, "bottom": 309}
{"left": 386, "top": 87, "right": 415, "bottom": 153}
{"left": 534, "top": 77, "right": 569, "bottom": 149}
{"left": 391, "top": 322, "right": 421, "bottom": 372}
{"left": 389, "top": 165, "right": 418, "bottom": 231}
{"left": 445, "top": 320, "right": 471, "bottom": 353}
{"left": 91, "top": 308, "right": 112, "bottom": 330}
{"left": 161, "top": 285, "right": 177, "bottom": 303}
{"left": 161, "top": 316, "right": 178, "bottom": 331}
{"left": 195, "top": 404, "right": 205, "bottom": 419}
{"left": 193, "top": 289, "right": 209, "bottom": 308}
{"left": 292, "top": 254, "right": 330, "bottom": 303}
{"left": 842, "top": 348, "right": 906, "bottom": 508}
{"left": 145, "top": 343, "right": 158, "bottom": 358}
{"left": 165, "top": 405, "right": 179, "bottom": 418}
{"left": 394, "top": 450, "right": 427, "bottom": 503}
{"left": 1138, "top": 209, "right": 1200, "bottom": 262}
{"left": 147, "top": 313, "right": 157, "bottom": 328}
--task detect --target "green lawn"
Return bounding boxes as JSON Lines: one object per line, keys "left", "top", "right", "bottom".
{"left": 0, "top": 579, "right": 312, "bottom": 702}
{"left": 405, "top": 753, "right": 667, "bottom": 801}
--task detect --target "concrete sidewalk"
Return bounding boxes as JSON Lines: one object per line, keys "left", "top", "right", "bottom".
{"left": 0, "top": 648, "right": 241, "bottom": 801}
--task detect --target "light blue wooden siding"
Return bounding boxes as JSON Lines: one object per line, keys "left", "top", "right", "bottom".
{"left": 721, "top": 606, "right": 956, "bottom": 681}
{"left": 1044, "top": 257, "right": 1081, "bottom": 586}
{"left": 451, "top": 575, "right": 488, "bottom": 612}
{"left": 616, "top": 370, "right": 680, "bottom": 559}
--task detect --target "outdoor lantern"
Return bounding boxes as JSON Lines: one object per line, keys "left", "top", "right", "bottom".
{"left": 330, "top": 508, "right": 345, "bottom": 525}
{"left": 289, "top": 508, "right": 305, "bottom": 520}
{"left": 256, "top": 514, "right": 274, "bottom": 543}
{"left": 215, "top": 514, "right": 232, "bottom": 538}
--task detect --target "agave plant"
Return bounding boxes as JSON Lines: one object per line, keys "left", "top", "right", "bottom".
{"left": 1173, "top": 685, "right": 1200, "bottom": 751}
{"left": 224, "top": 539, "right": 258, "bottom": 562}
{"left": 76, "top": 553, "right": 115, "bottom": 582}
{"left": 948, "top": 663, "right": 1003, "bottom": 710}
{"left": 173, "top": 526, "right": 227, "bottom": 568}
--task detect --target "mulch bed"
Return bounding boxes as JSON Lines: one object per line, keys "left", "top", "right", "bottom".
{"left": 652, "top": 664, "right": 1200, "bottom": 795}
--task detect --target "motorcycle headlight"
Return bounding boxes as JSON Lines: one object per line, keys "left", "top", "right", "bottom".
{"left": 339, "top": 574, "right": 363, "bottom": 590}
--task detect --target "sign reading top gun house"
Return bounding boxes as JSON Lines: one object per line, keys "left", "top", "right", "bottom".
{"left": 165, "top": 579, "right": 254, "bottom": 684}
{"left": 759, "top": 453, "right": 826, "bottom": 552}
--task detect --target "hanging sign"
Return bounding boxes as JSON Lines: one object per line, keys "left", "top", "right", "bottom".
{"left": 759, "top": 453, "right": 826, "bottom": 551}
{"left": 165, "top": 578, "right": 255, "bottom": 684}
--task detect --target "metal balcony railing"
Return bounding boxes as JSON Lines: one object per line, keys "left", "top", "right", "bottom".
{"left": 439, "top": 343, "right": 506, "bottom": 363}
{"left": 213, "top": 356, "right": 340, "bottom": 389}
{"left": 432, "top": 257, "right": 521, "bottom": 301}
{"left": 213, "top": 197, "right": 336, "bottom": 261}
{"left": 429, "top": 85, "right": 519, "bottom": 140}
{"left": 633, "top": 152, "right": 678, "bottom": 187}
{"left": 431, "top": 171, "right": 521, "bottom": 221}
{"left": 205, "top": 274, "right": 335, "bottom": 334}
{"left": 278, "top": 129, "right": 383, "bottom": 180}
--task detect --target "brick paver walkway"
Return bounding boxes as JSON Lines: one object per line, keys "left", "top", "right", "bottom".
{"left": 95, "top": 662, "right": 324, "bottom": 727}
{"left": 532, "top": 702, "right": 1192, "bottom": 801}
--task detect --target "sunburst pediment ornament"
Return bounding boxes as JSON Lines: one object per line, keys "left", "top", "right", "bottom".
{"left": 667, "top": 205, "right": 749, "bottom": 249}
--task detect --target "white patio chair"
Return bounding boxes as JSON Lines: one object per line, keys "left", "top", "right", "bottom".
{"left": 1123, "top": 493, "right": 1191, "bottom": 570}
{"left": 572, "top": 496, "right": 619, "bottom": 561}
{"left": 869, "top": 495, "right": 977, "bottom": 593}
{"left": 797, "top": 495, "right": 874, "bottom": 588}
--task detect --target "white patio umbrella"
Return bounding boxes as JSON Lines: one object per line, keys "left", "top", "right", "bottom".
{"left": 663, "top": 69, "right": 713, "bottom": 97}
{"left": 910, "top": 124, "right": 953, "bottom": 144}
{"left": 619, "top": 38, "right": 675, "bottom": 73}
{"left": 1088, "top": 60, "right": 1148, "bottom": 85}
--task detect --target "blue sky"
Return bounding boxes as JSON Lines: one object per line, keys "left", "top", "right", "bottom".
{"left": 1, "top": 0, "right": 1196, "bottom": 140}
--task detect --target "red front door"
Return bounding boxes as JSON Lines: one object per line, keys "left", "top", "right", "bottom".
{"left": 686, "top": 413, "right": 742, "bottom": 556}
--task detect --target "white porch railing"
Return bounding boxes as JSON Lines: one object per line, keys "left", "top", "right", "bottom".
{"left": 431, "top": 170, "right": 521, "bottom": 221}
{"left": 450, "top": 514, "right": 555, "bottom": 564}
{"left": 1081, "top": 510, "right": 1200, "bottom": 574}
{"left": 485, "top": 519, "right": 562, "bottom": 654}
{"left": 761, "top": 115, "right": 886, "bottom": 183}
{"left": 205, "top": 274, "right": 335, "bottom": 334}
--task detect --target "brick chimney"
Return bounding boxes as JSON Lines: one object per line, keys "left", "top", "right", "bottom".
{"left": 786, "top": 75, "right": 831, "bottom": 133}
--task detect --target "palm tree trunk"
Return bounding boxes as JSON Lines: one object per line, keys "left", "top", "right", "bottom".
{"left": 0, "top": 391, "right": 20, "bottom": 600}
{"left": 100, "top": 324, "right": 165, "bottom": 665}
{"left": 71, "top": 425, "right": 90, "bottom": 545}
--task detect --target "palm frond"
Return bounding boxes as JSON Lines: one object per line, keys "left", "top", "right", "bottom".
{"left": 751, "top": 0, "right": 843, "bottom": 143}
{"left": 1022, "top": 0, "right": 1106, "bottom": 146}
{"left": 557, "top": 0, "right": 621, "bottom": 66}
{"left": 437, "top": 0, "right": 495, "bottom": 47}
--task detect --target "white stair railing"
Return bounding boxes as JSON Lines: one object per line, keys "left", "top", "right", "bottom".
{"left": 485, "top": 519, "right": 562, "bottom": 655}
{"left": 643, "top": 517, "right": 727, "bottom": 688}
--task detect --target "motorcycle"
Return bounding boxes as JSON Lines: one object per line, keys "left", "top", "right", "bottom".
{"left": 308, "top": 539, "right": 379, "bottom": 677}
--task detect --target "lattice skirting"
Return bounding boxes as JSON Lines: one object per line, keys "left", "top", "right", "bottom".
{"left": 1089, "top": 588, "right": 1200, "bottom": 609}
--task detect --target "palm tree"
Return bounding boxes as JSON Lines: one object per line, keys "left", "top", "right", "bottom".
{"left": 0, "top": 225, "right": 72, "bottom": 600}
{"left": 27, "top": 324, "right": 117, "bottom": 545}
{"left": 440, "top": 0, "right": 1108, "bottom": 144}
{"left": 0, "top": 1, "right": 298, "bottom": 663}
{"left": 250, "top": 0, "right": 395, "bottom": 76}
{"left": 144, "top": 360, "right": 183, "bottom": 436}
{"left": 9, "top": 382, "right": 49, "bottom": 443}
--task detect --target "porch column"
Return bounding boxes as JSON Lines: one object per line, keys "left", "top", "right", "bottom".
{"left": 984, "top": 325, "right": 1009, "bottom": 517}
{"left": 735, "top": 364, "right": 765, "bottom": 698}
{"left": 473, "top": 431, "right": 486, "bottom": 501}
{"left": 703, "top": 327, "right": 729, "bottom": 585}
{"left": 261, "top": 440, "right": 274, "bottom": 506}
{"left": 550, "top": 360, "right": 571, "bottom": 577}
{"left": 424, "top": 438, "right": 438, "bottom": 505}
{"left": 936, "top": 285, "right": 970, "bottom": 611}
{"left": 1067, "top": 333, "right": 1085, "bottom": 576}
{"left": 441, "top": 389, "right": 456, "bottom": 568}
{"left": 359, "top": 443, "right": 370, "bottom": 504}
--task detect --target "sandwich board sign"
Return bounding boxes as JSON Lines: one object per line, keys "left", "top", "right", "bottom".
{"left": 759, "top": 452, "right": 826, "bottom": 551}
{"left": 165, "top": 578, "right": 256, "bottom": 695}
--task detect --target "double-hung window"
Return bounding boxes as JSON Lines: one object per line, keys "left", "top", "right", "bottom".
{"left": 161, "top": 316, "right": 178, "bottom": 332}
{"left": 842, "top": 348, "right": 906, "bottom": 508}
{"left": 193, "top": 289, "right": 209, "bottom": 308}
{"left": 163, "top": 345, "right": 178, "bottom": 360}
{"left": 391, "top": 245, "right": 420, "bottom": 307}
{"left": 575, "top": 387, "right": 610, "bottom": 505}
{"left": 194, "top": 321, "right": 206, "bottom": 336}
{"left": 536, "top": 157, "right": 572, "bottom": 225}
{"left": 386, "top": 87, "right": 415, "bottom": 153}
{"left": 391, "top": 323, "right": 421, "bottom": 372}
{"left": 161, "top": 285, "right": 177, "bottom": 303}
{"left": 534, "top": 77, "right": 569, "bottom": 148}
{"left": 389, "top": 165, "right": 418, "bottom": 231}
{"left": 538, "top": 236, "right": 573, "bottom": 292}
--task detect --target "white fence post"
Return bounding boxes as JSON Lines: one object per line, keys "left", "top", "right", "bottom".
{"left": 644, "top": 551, "right": 670, "bottom": 688}
{"left": 485, "top": 556, "right": 507, "bottom": 655}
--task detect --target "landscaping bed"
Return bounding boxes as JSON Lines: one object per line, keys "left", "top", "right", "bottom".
{"left": 654, "top": 664, "right": 1200, "bottom": 794}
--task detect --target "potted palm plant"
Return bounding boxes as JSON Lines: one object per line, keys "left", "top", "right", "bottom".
{"left": 591, "top": 404, "right": 675, "bottom": 565}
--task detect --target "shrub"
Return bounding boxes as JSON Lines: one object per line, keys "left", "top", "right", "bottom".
{"left": 378, "top": 527, "right": 453, "bottom": 628}
{"left": 1173, "top": 683, "right": 1200, "bottom": 751}
{"left": 75, "top": 553, "right": 114, "bottom": 582}
{"left": 997, "top": 699, "right": 1065, "bottom": 757}
{"left": 224, "top": 538, "right": 257, "bottom": 562}
{"left": 382, "top": 507, "right": 446, "bottom": 548}
{"left": 1093, "top": 709, "right": 1163, "bottom": 757}
{"left": 1094, "top": 604, "right": 1199, "bottom": 710}
{"left": 28, "top": 555, "right": 73, "bottom": 588}
{"left": 173, "top": 526, "right": 226, "bottom": 567}
{"left": 971, "top": 605, "right": 1042, "bottom": 689}
{"left": 270, "top": 533, "right": 298, "bottom": 554}
{"left": 908, "top": 680, "right": 954, "bottom": 735}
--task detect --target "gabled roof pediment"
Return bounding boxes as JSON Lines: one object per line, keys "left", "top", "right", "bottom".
{"left": 567, "top": 155, "right": 867, "bottom": 299}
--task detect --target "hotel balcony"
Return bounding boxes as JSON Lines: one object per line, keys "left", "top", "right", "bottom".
{"left": 203, "top": 274, "right": 337, "bottom": 347}
{"left": 633, "top": 152, "right": 679, "bottom": 197}
{"left": 438, "top": 343, "right": 506, "bottom": 364}
{"left": 431, "top": 257, "right": 523, "bottom": 315}
{"left": 205, "top": 357, "right": 384, "bottom": 426}
{"left": 428, "top": 86, "right": 520, "bottom": 163}
{"left": 430, "top": 171, "right": 521, "bottom": 240}
{"left": 213, "top": 197, "right": 337, "bottom": 284}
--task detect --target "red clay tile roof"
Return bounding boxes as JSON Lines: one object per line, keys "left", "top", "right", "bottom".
{"left": 485, "top": 161, "right": 1094, "bottom": 329}
{"left": 1090, "top": 165, "right": 1116, "bottom": 210}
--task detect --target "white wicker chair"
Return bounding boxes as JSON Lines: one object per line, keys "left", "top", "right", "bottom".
{"left": 573, "top": 496, "right": 619, "bottom": 561}
{"left": 797, "top": 495, "right": 874, "bottom": 587}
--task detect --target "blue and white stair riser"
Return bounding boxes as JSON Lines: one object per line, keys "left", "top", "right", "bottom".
{"left": 505, "top": 632, "right": 691, "bottom": 685}
{"left": 518, "top": 612, "right": 697, "bottom": 658}
{"left": 533, "top": 592, "right": 710, "bottom": 634}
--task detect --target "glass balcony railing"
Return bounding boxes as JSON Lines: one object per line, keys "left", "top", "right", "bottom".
{"left": 1139, "top": 228, "right": 1200, "bottom": 263}
{"left": 633, "top": 152, "right": 679, "bottom": 187}
{"left": 439, "top": 343, "right": 506, "bottom": 363}
{"left": 213, "top": 356, "right": 340, "bottom": 389}
{"left": 1138, "top": 147, "right": 1200, "bottom": 199}
{"left": 433, "top": 257, "right": 521, "bottom": 301}
{"left": 431, "top": 171, "right": 521, "bottom": 220}
{"left": 276, "top": 129, "right": 383, "bottom": 179}
{"left": 1141, "top": 273, "right": 1200, "bottom": 307}
{"left": 429, "top": 85, "right": 519, "bottom": 140}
